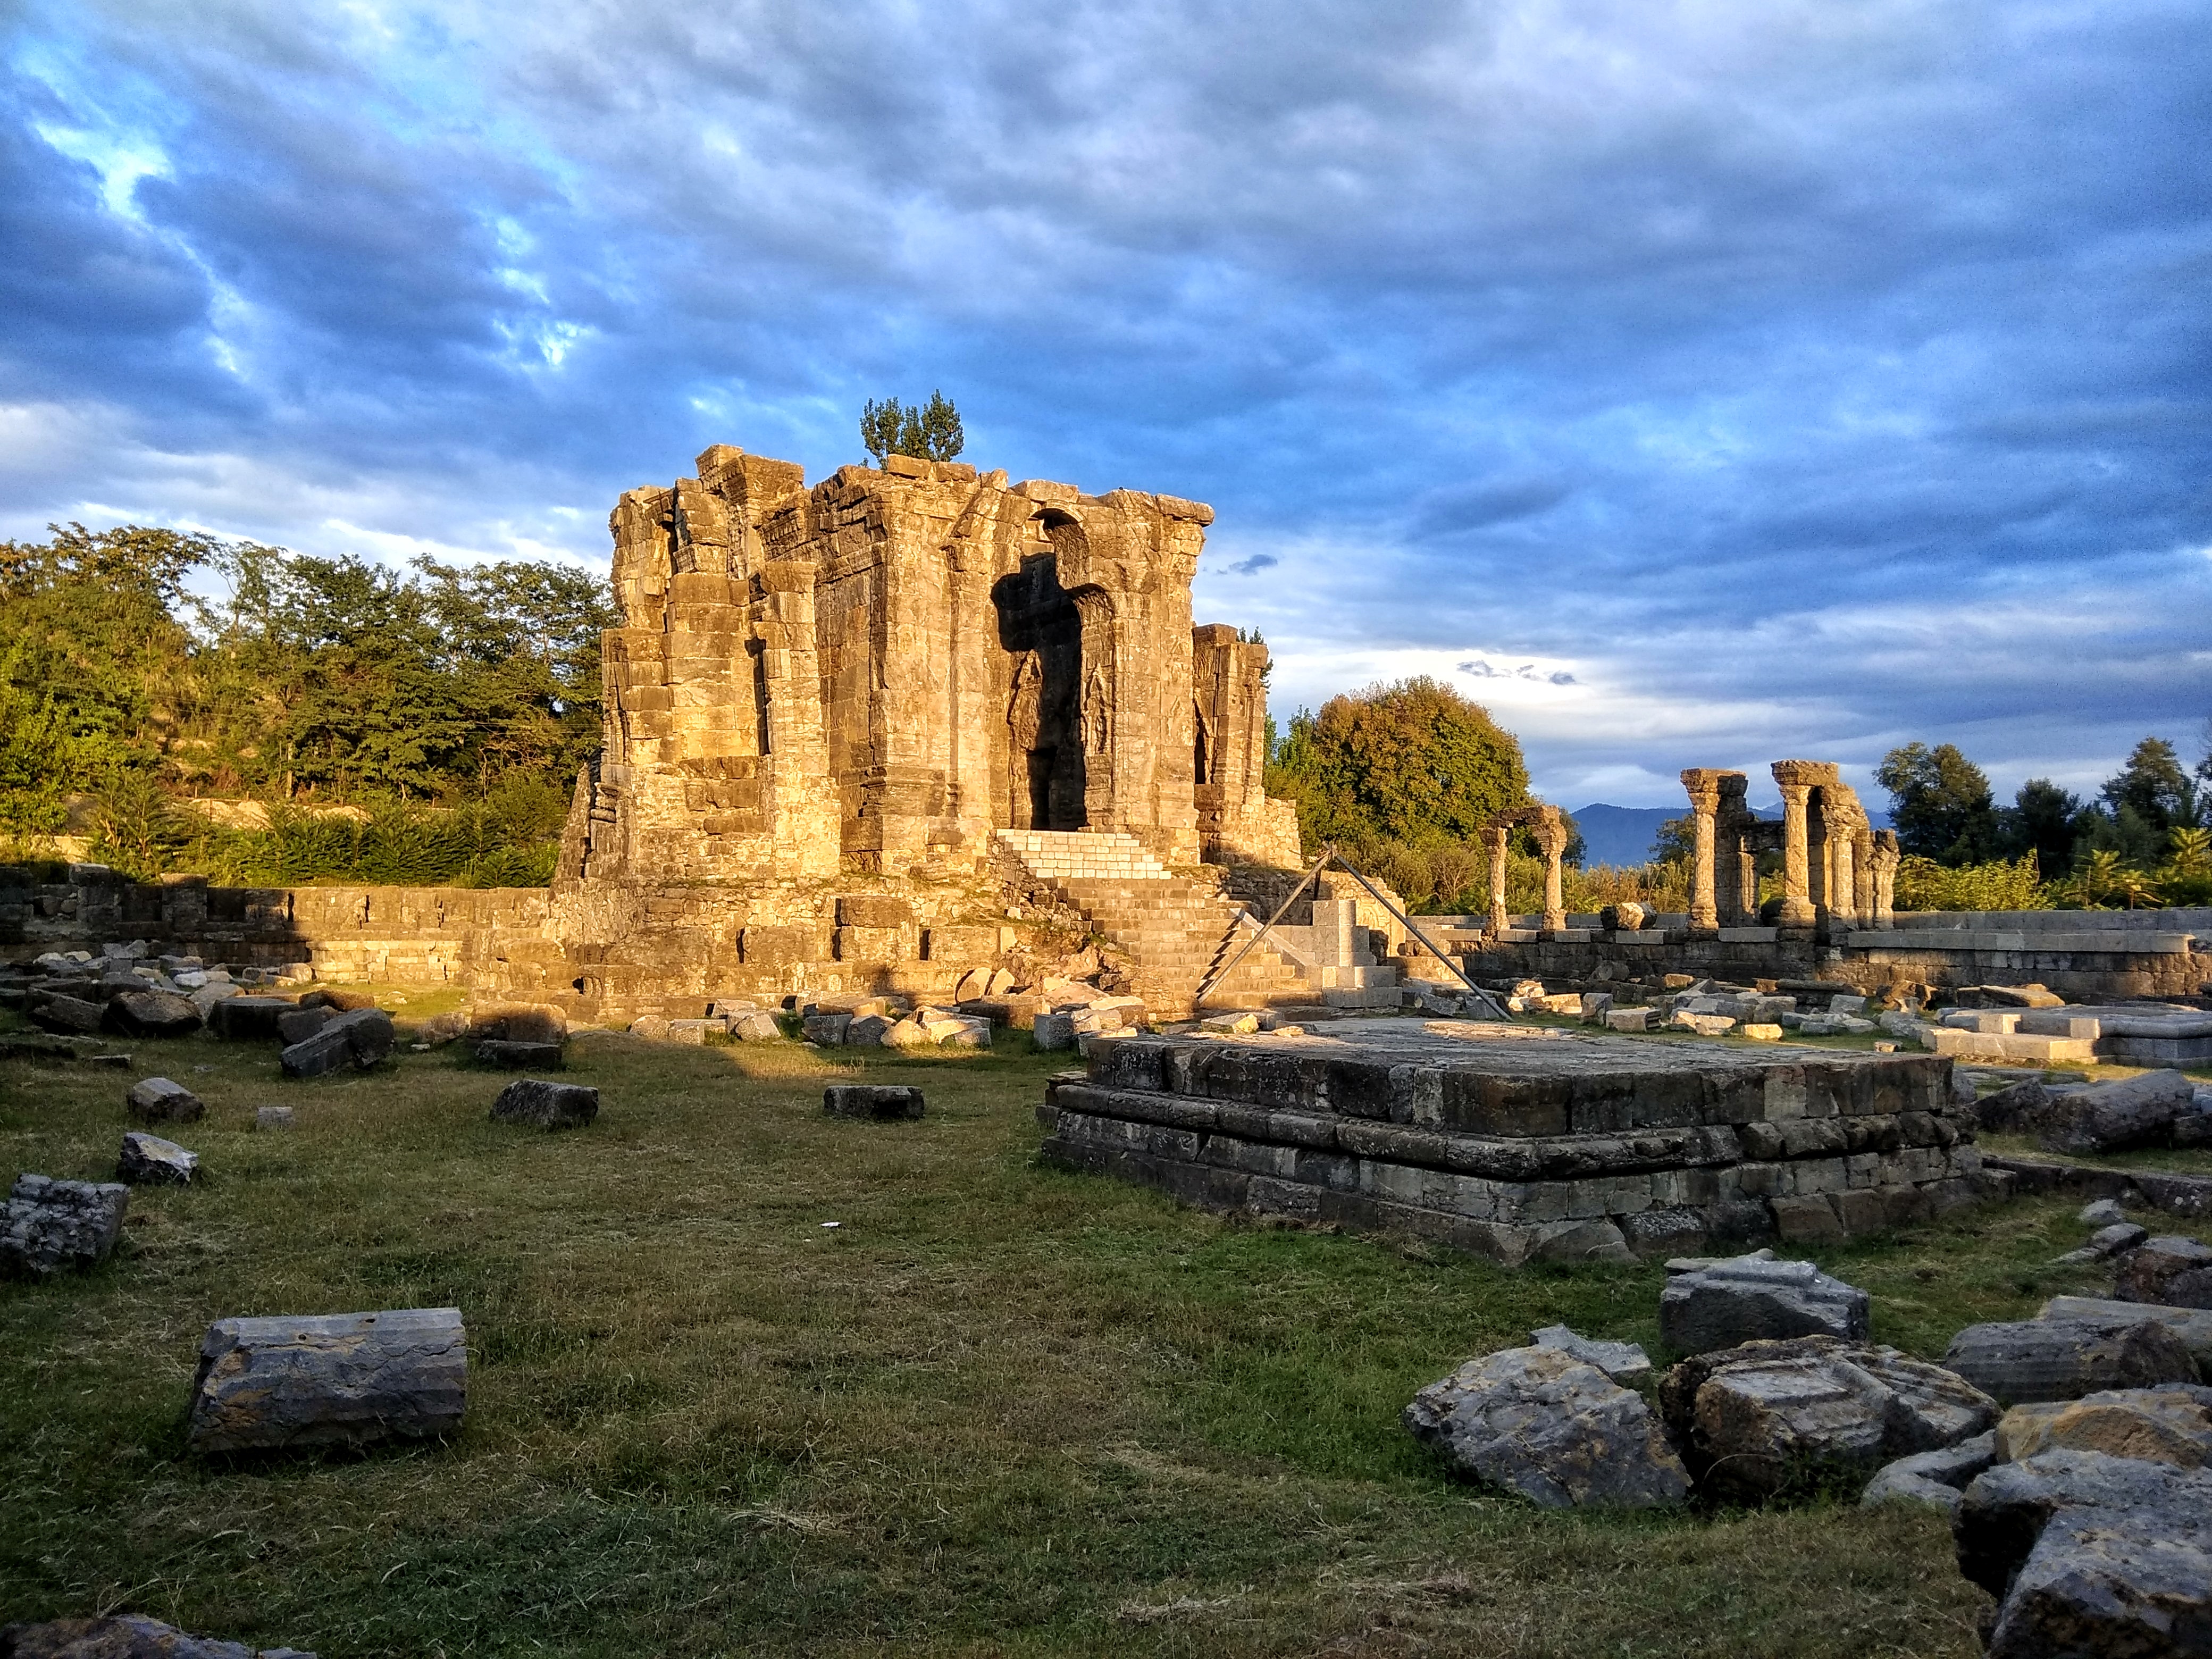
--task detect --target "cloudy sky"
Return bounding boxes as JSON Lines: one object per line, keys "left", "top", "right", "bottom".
{"left": 5, "top": 0, "right": 2208, "bottom": 808}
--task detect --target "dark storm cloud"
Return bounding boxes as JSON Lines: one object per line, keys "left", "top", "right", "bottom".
{"left": 3, "top": 0, "right": 2208, "bottom": 802}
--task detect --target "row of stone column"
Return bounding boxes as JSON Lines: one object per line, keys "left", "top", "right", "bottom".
{"left": 1681, "top": 763, "right": 1898, "bottom": 933}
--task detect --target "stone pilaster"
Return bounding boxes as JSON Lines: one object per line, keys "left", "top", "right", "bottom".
{"left": 1680, "top": 769, "right": 1726, "bottom": 935}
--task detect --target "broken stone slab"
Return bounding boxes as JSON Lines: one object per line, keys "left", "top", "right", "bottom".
{"left": 882, "top": 1016, "right": 935, "bottom": 1048}
{"left": 1603, "top": 1006, "right": 1653, "bottom": 1033}
{"left": 27, "top": 993, "right": 106, "bottom": 1035}
{"left": 1956, "top": 982, "right": 2066, "bottom": 1010}
{"left": 255, "top": 1105, "right": 295, "bottom": 1131}
{"left": 275, "top": 1006, "right": 332, "bottom": 1046}
{"left": 1529, "top": 1323, "right": 1653, "bottom": 1384}
{"left": 2042, "top": 1296, "right": 2212, "bottom": 1379}
{"left": 187, "top": 1306, "right": 467, "bottom": 1453}
{"left": 824, "top": 1085, "right": 926, "bottom": 1121}
{"left": 1404, "top": 1345, "right": 1689, "bottom": 1509}
{"left": 663, "top": 1018, "right": 719, "bottom": 1044}
{"left": 2037, "top": 1068, "right": 2200, "bottom": 1156}
{"left": 1859, "top": 1430, "right": 1998, "bottom": 1515}
{"left": 2079, "top": 1197, "right": 2127, "bottom": 1226}
{"left": 1995, "top": 1383, "right": 2212, "bottom": 1469}
{"left": 0, "top": 1613, "right": 319, "bottom": 1657}
{"left": 2114, "top": 1235, "right": 2212, "bottom": 1309}
{"left": 728, "top": 1010, "right": 783, "bottom": 1042}
{"left": 208, "top": 996, "right": 296, "bottom": 1042}
{"left": 626, "top": 1015, "right": 668, "bottom": 1042}
{"left": 1657, "top": 1253, "right": 1871, "bottom": 1354}
{"left": 0, "top": 1174, "right": 129, "bottom": 1280}
{"left": 1955, "top": 1448, "right": 2212, "bottom": 1659}
{"left": 103, "top": 990, "right": 205, "bottom": 1040}
{"left": 489, "top": 1079, "right": 599, "bottom": 1130}
{"left": 279, "top": 1008, "right": 395, "bottom": 1078}
{"left": 1031, "top": 1012, "right": 1076, "bottom": 1051}
{"left": 845, "top": 1013, "right": 894, "bottom": 1046}
{"left": 800, "top": 1012, "right": 851, "bottom": 1044}
{"left": 2052, "top": 1220, "right": 2148, "bottom": 1263}
{"left": 472, "top": 1038, "right": 563, "bottom": 1070}
{"left": 126, "top": 1076, "right": 205, "bottom": 1125}
{"left": 1943, "top": 1317, "right": 2198, "bottom": 1403}
{"left": 118, "top": 1130, "right": 198, "bottom": 1185}
{"left": 1658, "top": 1335, "right": 1997, "bottom": 1503}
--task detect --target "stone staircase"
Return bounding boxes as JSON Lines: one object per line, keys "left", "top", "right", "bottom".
{"left": 994, "top": 830, "right": 1313, "bottom": 1015}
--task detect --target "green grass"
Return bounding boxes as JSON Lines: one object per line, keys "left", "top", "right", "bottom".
{"left": 3, "top": 1000, "right": 2204, "bottom": 1657}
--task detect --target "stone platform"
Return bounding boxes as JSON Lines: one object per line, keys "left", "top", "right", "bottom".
{"left": 1036, "top": 1020, "right": 1984, "bottom": 1266}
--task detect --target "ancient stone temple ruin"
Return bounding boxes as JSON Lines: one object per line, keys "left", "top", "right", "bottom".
{"left": 566, "top": 445, "right": 1300, "bottom": 881}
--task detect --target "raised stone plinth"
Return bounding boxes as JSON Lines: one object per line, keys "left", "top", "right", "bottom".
{"left": 1035, "top": 1020, "right": 1983, "bottom": 1267}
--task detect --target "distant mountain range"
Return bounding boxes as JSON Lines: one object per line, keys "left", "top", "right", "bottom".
{"left": 1570, "top": 801, "right": 1891, "bottom": 867}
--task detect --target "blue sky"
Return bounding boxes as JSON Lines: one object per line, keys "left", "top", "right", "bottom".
{"left": 4, "top": 0, "right": 2208, "bottom": 808}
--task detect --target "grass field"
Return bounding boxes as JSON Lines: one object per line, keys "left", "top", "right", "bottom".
{"left": 3, "top": 999, "right": 2206, "bottom": 1657}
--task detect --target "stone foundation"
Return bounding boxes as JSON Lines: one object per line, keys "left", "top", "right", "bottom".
{"left": 1037, "top": 1021, "right": 1984, "bottom": 1267}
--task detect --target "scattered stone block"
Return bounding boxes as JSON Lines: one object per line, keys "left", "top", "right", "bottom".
{"left": 627, "top": 1016, "right": 668, "bottom": 1041}
{"left": 882, "top": 1016, "right": 935, "bottom": 1048}
{"left": 0, "top": 1174, "right": 129, "bottom": 1279}
{"left": 2038, "top": 1068, "right": 2199, "bottom": 1156}
{"left": 845, "top": 1013, "right": 893, "bottom": 1046}
{"left": 1032, "top": 1012, "right": 1077, "bottom": 1051}
{"left": 1956, "top": 1449, "right": 2212, "bottom": 1659}
{"left": 1859, "top": 1430, "right": 1997, "bottom": 1515}
{"left": 103, "top": 990, "right": 204, "bottom": 1040}
{"left": 2115, "top": 1235, "right": 2212, "bottom": 1309}
{"left": 126, "top": 1076, "right": 205, "bottom": 1125}
{"left": 1957, "top": 982, "right": 2066, "bottom": 1009}
{"left": 0, "top": 1613, "right": 319, "bottom": 1657}
{"left": 28, "top": 993, "right": 106, "bottom": 1035}
{"left": 729, "top": 1009, "right": 783, "bottom": 1042}
{"left": 2080, "top": 1197, "right": 2128, "bottom": 1226}
{"left": 1529, "top": 1324, "right": 1652, "bottom": 1383}
{"left": 1738, "top": 1023, "right": 1783, "bottom": 1041}
{"left": 118, "top": 1130, "right": 198, "bottom": 1185}
{"left": 208, "top": 996, "right": 295, "bottom": 1042}
{"left": 1660, "top": 1334, "right": 1996, "bottom": 1502}
{"left": 824, "top": 1085, "right": 926, "bottom": 1120}
{"left": 2043, "top": 1295, "right": 2212, "bottom": 1378}
{"left": 1943, "top": 1317, "right": 2198, "bottom": 1403}
{"left": 663, "top": 1018, "right": 718, "bottom": 1044}
{"left": 1667, "top": 1010, "right": 1735, "bottom": 1036}
{"left": 465, "top": 1002, "right": 567, "bottom": 1045}
{"left": 473, "top": 1039, "right": 564, "bottom": 1070}
{"left": 1996, "top": 1384, "right": 2212, "bottom": 1469}
{"left": 187, "top": 1306, "right": 466, "bottom": 1452}
{"left": 275, "top": 1006, "right": 332, "bottom": 1046}
{"left": 1658, "top": 1253, "right": 1870, "bottom": 1354}
{"left": 1603, "top": 1007, "right": 1653, "bottom": 1033}
{"left": 801, "top": 1012, "right": 852, "bottom": 1045}
{"left": 279, "top": 1008, "right": 395, "bottom": 1078}
{"left": 1404, "top": 1345, "right": 1688, "bottom": 1508}
{"left": 256, "top": 1106, "right": 295, "bottom": 1130}
{"left": 489, "top": 1079, "right": 599, "bottom": 1130}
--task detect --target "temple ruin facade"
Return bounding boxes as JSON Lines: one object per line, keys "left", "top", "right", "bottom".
{"left": 561, "top": 445, "right": 1301, "bottom": 886}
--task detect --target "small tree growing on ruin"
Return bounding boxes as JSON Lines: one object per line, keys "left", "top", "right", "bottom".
{"left": 860, "top": 391, "right": 965, "bottom": 465}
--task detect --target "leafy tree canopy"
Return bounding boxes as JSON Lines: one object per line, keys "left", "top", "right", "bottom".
{"left": 1876, "top": 741, "right": 2000, "bottom": 864}
{"left": 1265, "top": 676, "right": 1532, "bottom": 852}
{"left": 2102, "top": 736, "right": 2200, "bottom": 832}
{"left": 861, "top": 390, "right": 964, "bottom": 464}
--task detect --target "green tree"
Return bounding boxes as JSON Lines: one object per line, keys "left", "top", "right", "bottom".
{"left": 1997, "top": 777, "right": 2084, "bottom": 877}
{"left": 1875, "top": 742, "right": 2000, "bottom": 864}
{"left": 860, "top": 390, "right": 965, "bottom": 464}
{"left": 2103, "top": 736, "right": 2199, "bottom": 832}
{"left": 1264, "top": 676, "right": 1531, "bottom": 852}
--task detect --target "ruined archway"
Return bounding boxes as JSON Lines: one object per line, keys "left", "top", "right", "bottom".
{"left": 992, "top": 530, "right": 1089, "bottom": 830}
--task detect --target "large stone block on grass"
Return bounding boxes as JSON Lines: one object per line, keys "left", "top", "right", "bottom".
{"left": 1405, "top": 1345, "right": 1688, "bottom": 1507}
{"left": 2043, "top": 1296, "right": 2212, "bottom": 1378}
{"left": 1658, "top": 1253, "right": 1870, "bottom": 1354}
{"left": 824, "top": 1085, "right": 926, "bottom": 1120}
{"left": 279, "top": 1008, "right": 394, "bottom": 1078}
{"left": 1944, "top": 1318, "right": 2198, "bottom": 1404}
{"left": 2038, "top": 1068, "right": 2199, "bottom": 1156}
{"left": 1996, "top": 1384, "right": 2212, "bottom": 1469}
{"left": 473, "top": 1038, "right": 564, "bottom": 1070}
{"left": 126, "top": 1076, "right": 205, "bottom": 1124}
{"left": 2115, "top": 1236, "right": 2212, "bottom": 1310}
{"left": 1660, "top": 1335, "right": 1997, "bottom": 1502}
{"left": 0, "top": 1613, "right": 319, "bottom": 1657}
{"left": 275, "top": 1006, "right": 331, "bottom": 1046}
{"left": 118, "top": 1130, "right": 198, "bottom": 1185}
{"left": 489, "top": 1079, "right": 599, "bottom": 1129}
{"left": 28, "top": 993, "right": 105, "bottom": 1035}
{"left": 104, "top": 990, "right": 204, "bottom": 1039}
{"left": 1860, "top": 1431, "right": 1997, "bottom": 1516}
{"left": 209, "top": 996, "right": 295, "bottom": 1042}
{"left": 1955, "top": 1448, "right": 2212, "bottom": 1659}
{"left": 0, "top": 1174, "right": 128, "bottom": 1279}
{"left": 187, "top": 1307, "right": 467, "bottom": 1453}
{"left": 464, "top": 1002, "right": 567, "bottom": 1045}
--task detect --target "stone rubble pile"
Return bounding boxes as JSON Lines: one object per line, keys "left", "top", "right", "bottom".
{"left": 5, "top": 942, "right": 306, "bottom": 1041}
{"left": 0, "top": 1613, "right": 317, "bottom": 1657}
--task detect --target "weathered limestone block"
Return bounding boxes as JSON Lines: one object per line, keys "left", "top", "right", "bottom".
{"left": 465, "top": 1003, "right": 567, "bottom": 1045}
{"left": 0, "top": 1174, "right": 128, "bottom": 1279}
{"left": 275, "top": 1006, "right": 331, "bottom": 1046}
{"left": 836, "top": 895, "right": 914, "bottom": 928}
{"left": 279, "top": 1008, "right": 394, "bottom": 1078}
{"left": 1658, "top": 1254, "right": 1870, "bottom": 1354}
{"left": 29, "top": 993, "right": 106, "bottom": 1034}
{"left": 1955, "top": 1449, "right": 2212, "bottom": 1659}
{"left": 1860, "top": 1430, "right": 1998, "bottom": 1515}
{"left": 104, "top": 990, "right": 203, "bottom": 1039}
{"left": 1943, "top": 1318, "right": 2197, "bottom": 1403}
{"left": 740, "top": 926, "right": 824, "bottom": 969}
{"left": 729, "top": 1009, "right": 783, "bottom": 1041}
{"left": 255, "top": 1106, "right": 294, "bottom": 1130}
{"left": 801, "top": 1012, "right": 851, "bottom": 1044}
{"left": 187, "top": 1308, "right": 467, "bottom": 1452}
{"left": 118, "top": 1130, "right": 198, "bottom": 1185}
{"left": 490, "top": 1079, "right": 599, "bottom": 1129}
{"left": 1529, "top": 1324, "right": 1653, "bottom": 1383}
{"left": 473, "top": 1039, "right": 563, "bottom": 1069}
{"left": 208, "top": 996, "right": 294, "bottom": 1041}
{"left": 923, "top": 926, "right": 998, "bottom": 964}
{"left": 2043, "top": 1296, "right": 2212, "bottom": 1377}
{"left": 2038, "top": 1068, "right": 2199, "bottom": 1155}
{"left": 0, "top": 1614, "right": 319, "bottom": 1657}
{"left": 1404, "top": 1345, "right": 1688, "bottom": 1508}
{"left": 2115, "top": 1235, "right": 2212, "bottom": 1310}
{"left": 1995, "top": 1384, "right": 2212, "bottom": 1468}
{"left": 1660, "top": 1335, "right": 1997, "bottom": 1502}
{"left": 824, "top": 1085, "right": 926, "bottom": 1120}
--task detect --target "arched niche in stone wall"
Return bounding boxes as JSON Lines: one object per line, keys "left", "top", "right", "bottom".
{"left": 992, "top": 518, "right": 1093, "bottom": 831}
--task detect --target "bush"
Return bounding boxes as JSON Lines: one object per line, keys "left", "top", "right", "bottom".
{"left": 1893, "top": 853, "right": 2047, "bottom": 912}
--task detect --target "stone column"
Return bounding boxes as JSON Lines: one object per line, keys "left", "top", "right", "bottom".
{"left": 1829, "top": 832, "right": 1854, "bottom": 927}
{"left": 1680, "top": 769, "right": 1724, "bottom": 934}
{"left": 1485, "top": 824, "right": 1511, "bottom": 936}
{"left": 1534, "top": 807, "right": 1568, "bottom": 934}
{"left": 1871, "top": 830, "right": 1899, "bottom": 928}
{"left": 1772, "top": 763, "right": 1818, "bottom": 927}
